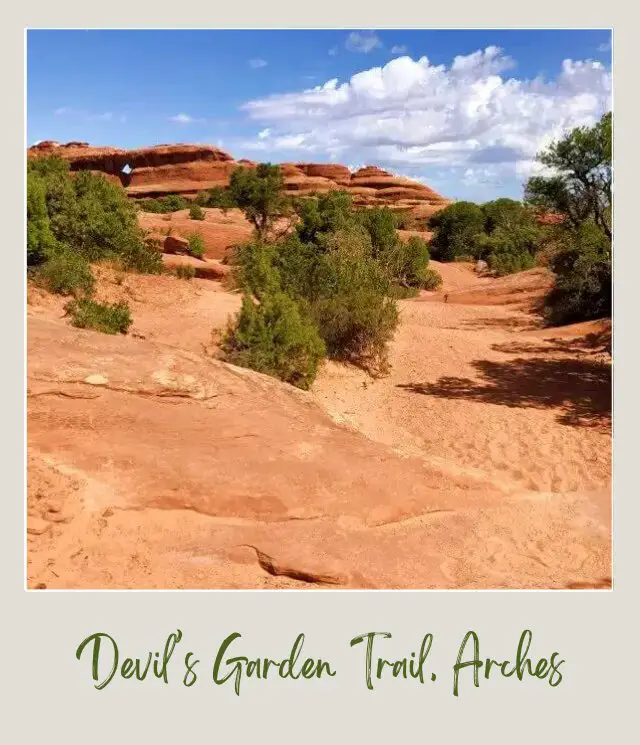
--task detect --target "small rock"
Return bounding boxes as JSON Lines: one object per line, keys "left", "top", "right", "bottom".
{"left": 102, "top": 507, "right": 114, "bottom": 518}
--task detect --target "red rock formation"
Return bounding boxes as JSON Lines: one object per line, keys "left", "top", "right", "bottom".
{"left": 28, "top": 141, "right": 451, "bottom": 218}
{"left": 163, "top": 235, "right": 190, "bottom": 255}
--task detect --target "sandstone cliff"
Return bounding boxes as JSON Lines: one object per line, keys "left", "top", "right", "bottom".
{"left": 28, "top": 141, "right": 450, "bottom": 218}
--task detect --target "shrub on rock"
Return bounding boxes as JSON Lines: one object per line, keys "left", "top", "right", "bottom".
{"left": 66, "top": 298, "right": 132, "bottom": 335}
{"left": 222, "top": 292, "right": 325, "bottom": 390}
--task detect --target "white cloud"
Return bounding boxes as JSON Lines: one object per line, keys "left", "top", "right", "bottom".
{"left": 240, "top": 47, "right": 611, "bottom": 184}
{"left": 248, "top": 58, "right": 268, "bottom": 69}
{"left": 345, "top": 31, "right": 382, "bottom": 54}
{"left": 170, "top": 113, "right": 197, "bottom": 124}
{"left": 54, "top": 107, "right": 69, "bottom": 116}
{"left": 391, "top": 45, "right": 408, "bottom": 54}
{"left": 169, "top": 113, "right": 207, "bottom": 125}
{"left": 598, "top": 41, "right": 612, "bottom": 53}
{"left": 328, "top": 47, "right": 338, "bottom": 56}
{"left": 258, "top": 128, "right": 271, "bottom": 139}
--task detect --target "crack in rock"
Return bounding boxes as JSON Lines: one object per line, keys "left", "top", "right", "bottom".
{"left": 240, "top": 544, "right": 345, "bottom": 586}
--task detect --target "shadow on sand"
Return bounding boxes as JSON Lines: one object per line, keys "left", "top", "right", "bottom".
{"left": 490, "top": 328, "right": 612, "bottom": 357}
{"left": 398, "top": 355, "right": 611, "bottom": 429}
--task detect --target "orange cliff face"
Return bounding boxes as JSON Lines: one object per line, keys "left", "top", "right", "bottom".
{"left": 27, "top": 141, "right": 451, "bottom": 219}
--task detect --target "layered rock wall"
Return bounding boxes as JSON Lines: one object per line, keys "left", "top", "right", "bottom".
{"left": 28, "top": 141, "right": 450, "bottom": 218}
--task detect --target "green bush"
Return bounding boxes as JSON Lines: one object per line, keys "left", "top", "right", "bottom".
{"left": 358, "top": 206, "right": 398, "bottom": 259}
{"left": 482, "top": 198, "right": 528, "bottom": 235}
{"left": 138, "top": 198, "right": 163, "bottom": 213}
{"left": 384, "top": 236, "right": 430, "bottom": 289}
{"left": 27, "top": 158, "right": 162, "bottom": 274}
{"left": 488, "top": 250, "right": 536, "bottom": 277}
{"left": 138, "top": 194, "right": 189, "bottom": 214}
{"left": 228, "top": 164, "right": 287, "bottom": 239}
{"left": 310, "top": 236, "right": 398, "bottom": 373}
{"left": 428, "top": 201, "right": 485, "bottom": 261}
{"left": 224, "top": 176, "right": 402, "bottom": 381}
{"left": 222, "top": 292, "right": 325, "bottom": 390}
{"left": 393, "top": 210, "right": 412, "bottom": 230}
{"left": 204, "top": 186, "right": 236, "bottom": 210}
{"left": 27, "top": 171, "right": 58, "bottom": 266}
{"left": 525, "top": 112, "right": 612, "bottom": 325}
{"left": 175, "top": 264, "right": 196, "bottom": 280}
{"left": 186, "top": 233, "right": 205, "bottom": 259}
{"left": 66, "top": 298, "right": 132, "bottom": 335}
{"left": 422, "top": 268, "right": 443, "bottom": 290}
{"left": 428, "top": 198, "right": 545, "bottom": 275}
{"left": 35, "top": 249, "right": 95, "bottom": 296}
{"left": 544, "top": 222, "right": 611, "bottom": 325}
{"left": 189, "top": 203, "right": 205, "bottom": 221}
{"left": 295, "top": 191, "right": 354, "bottom": 246}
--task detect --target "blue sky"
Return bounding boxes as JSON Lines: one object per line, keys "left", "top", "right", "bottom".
{"left": 27, "top": 30, "right": 612, "bottom": 201}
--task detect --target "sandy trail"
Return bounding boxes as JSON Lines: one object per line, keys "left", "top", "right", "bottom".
{"left": 312, "top": 298, "right": 610, "bottom": 498}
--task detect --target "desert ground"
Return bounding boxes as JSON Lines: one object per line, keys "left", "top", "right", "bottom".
{"left": 26, "top": 258, "right": 611, "bottom": 590}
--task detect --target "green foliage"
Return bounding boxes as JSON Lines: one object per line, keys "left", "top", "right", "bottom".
{"left": 428, "top": 201, "right": 485, "bottom": 261}
{"left": 186, "top": 233, "right": 205, "bottom": 259}
{"left": 393, "top": 210, "right": 412, "bottom": 230}
{"left": 474, "top": 201, "right": 543, "bottom": 275}
{"left": 384, "top": 236, "right": 431, "bottom": 289}
{"left": 189, "top": 202, "right": 205, "bottom": 220}
{"left": 228, "top": 164, "right": 287, "bottom": 238}
{"left": 175, "top": 264, "right": 196, "bottom": 280}
{"left": 139, "top": 194, "right": 189, "bottom": 214}
{"left": 35, "top": 249, "right": 95, "bottom": 296}
{"left": 138, "top": 198, "right": 164, "bottom": 213}
{"left": 308, "top": 230, "right": 398, "bottom": 373}
{"left": 523, "top": 112, "right": 613, "bottom": 325}
{"left": 27, "top": 171, "right": 58, "bottom": 266}
{"left": 66, "top": 297, "right": 132, "bottom": 335}
{"left": 295, "top": 191, "right": 354, "bottom": 246}
{"left": 358, "top": 206, "right": 398, "bottom": 258}
{"left": 525, "top": 111, "right": 611, "bottom": 240}
{"left": 232, "top": 240, "right": 281, "bottom": 299}
{"left": 544, "top": 222, "right": 611, "bottom": 325}
{"left": 482, "top": 198, "right": 528, "bottom": 234}
{"left": 28, "top": 158, "right": 162, "bottom": 274}
{"left": 422, "top": 267, "right": 443, "bottom": 291}
{"left": 225, "top": 185, "right": 402, "bottom": 382}
{"left": 200, "top": 186, "right": 236, "bottom": 210}
{"left": 428, "top": 198, "right": 544, "bottom": 276}
{"left": 487, "top": 249, "right": 536, "bottom": 277}
{"left": 118, "top": 236, "right": 164, "bottom": 274}
{"left": 222, "top": 292, "right": 325, "bottom": 390}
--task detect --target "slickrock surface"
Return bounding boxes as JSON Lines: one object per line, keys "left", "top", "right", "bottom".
{"left": 27, "top": 264, "right": 611, "bottom": 590}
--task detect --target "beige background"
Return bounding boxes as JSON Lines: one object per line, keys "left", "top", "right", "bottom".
{"left": 4, "top": 4, "right": 637, "bottom": 742}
